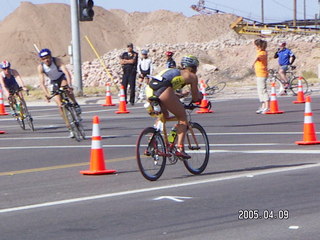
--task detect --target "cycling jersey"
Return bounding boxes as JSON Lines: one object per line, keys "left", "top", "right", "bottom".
{"left": 147, "top": 68, "right": 186, "bottom": 97}
{"left": 275, "top": 48, "right": 294, "bottom": 66}
{"left": 41, "top": 57, "right": 65, "bottom": 82}
{"left": 1, "top": 70, "right": 19, "bottom": 92}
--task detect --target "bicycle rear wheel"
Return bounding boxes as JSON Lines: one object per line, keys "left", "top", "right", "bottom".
{"left": 136, "top": 127, "right": 166, "bottom": 181}
{"left": 213, "top": 82, "right": 226, "bottom": 94}
{"left": 290, "top": 77, "right": 308, "bottom": 95}
{"left": 184, "top": 122, "right": 210, "bottom": 175}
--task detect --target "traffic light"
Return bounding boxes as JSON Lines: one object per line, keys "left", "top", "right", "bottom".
{"left": 79, "top": 0, "right": 94, "bottom": 21}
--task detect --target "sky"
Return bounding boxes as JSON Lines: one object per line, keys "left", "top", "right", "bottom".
{"left": 1, "top": 0, "right": 320, "bottom": 23}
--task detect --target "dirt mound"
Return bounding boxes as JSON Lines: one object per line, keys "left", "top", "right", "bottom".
{"left": 0, "top": 2, "right": 237, "bottom": 78}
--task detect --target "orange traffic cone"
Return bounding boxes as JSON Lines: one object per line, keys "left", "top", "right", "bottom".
{"left": 265, "top": 82, "right": 284, "bottom": 114}
{"left": 102, "top": 83, "right": 115, "bottom": 106}
{"left": 0, "top": 86, "right": 8, "bottom": 115}
{"left": 80, "top": 116, "right": 117, "bottom": 175}
{"left": 295, "top": 96, "right": 320, "bottom": 145}
{"left": 293, "top": 77, "right": 305, "bottom": 104}
{"left": 196, "top": 80, "right": 213, "bottom": 114}
{"left": 115, "top": 85, "right": 130, "bottom": 114}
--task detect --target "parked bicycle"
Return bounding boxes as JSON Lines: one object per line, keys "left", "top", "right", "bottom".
{"left": 268, "top": 66, "right": 309, "bottom": 95}
{"left": 205, "top": 80, "right": 226, "bottom": 95}
{"left": 49, "top": 86, "right": 85, "bottom": 141}
{"left": 8, "top": 87, "right": 34, "bottom": 131}
{"left": 136, "top": 97, "right": 210, "bottom": 181}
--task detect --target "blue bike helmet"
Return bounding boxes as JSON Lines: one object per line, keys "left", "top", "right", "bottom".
{"left": 39, "top": 48, "right": 52, "bottom": 58}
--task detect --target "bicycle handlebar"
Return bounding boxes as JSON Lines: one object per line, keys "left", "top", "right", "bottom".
{"left": 47, "top": 86, "right": 69, "bottom": 100}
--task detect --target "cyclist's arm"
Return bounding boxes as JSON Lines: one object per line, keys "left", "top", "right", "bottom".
{"left": 290, "top": 55, "right": 296, "bottom": 65}
{"left": 37, "top": 65, "right": 51, "bottom": 98}
{"left": 274, "top": 49, "right": 279, "bottom": 59}
{"left": 12, "top": 69, "right": 27, "bottom": 90}
{"left": 0, "top": 75, "right": 9, "bottom": 97}
{"left": 183, "top": 71, "right": 202, "bottom": 103}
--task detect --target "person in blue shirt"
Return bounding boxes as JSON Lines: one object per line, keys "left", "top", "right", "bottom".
{"left": 165, "top": 51, "right": 176, "bottom": 69}
{"left": 274, "top": 42, "right": 296, "bottom": 88}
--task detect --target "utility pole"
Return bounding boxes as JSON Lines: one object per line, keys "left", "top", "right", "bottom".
{"left": 261, "top": 0, "right": 264, "bottom": 23}
{"left": 70, "top": 0, "right": 83, "bottom": 96}
{"left": 293, "top": 0, "right": 297, "bottom": 27}
{"left": 303, "top": 0, "right": 306, "bottom": 27}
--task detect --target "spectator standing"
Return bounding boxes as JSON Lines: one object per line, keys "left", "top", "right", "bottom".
{"left": 137, "top": 49, "right": 153, "bottom": 85}
{"left": 120, "top": 43, "right": 138, "bottom": 106}
{"left": 165, "top": 51, "right": 176, "bottom": 68}
{"left": 253, "top": 39, "right": 269, "bottom": 114}
{"left": 274, "top": 42, "right": 296, "bottom": 92}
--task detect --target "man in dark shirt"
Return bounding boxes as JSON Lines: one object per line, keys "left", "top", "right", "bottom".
{"left": 120, "top": 43, "right": 138, "bottom": 105}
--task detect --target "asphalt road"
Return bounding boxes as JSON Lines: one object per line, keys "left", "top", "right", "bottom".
{"left": 0, "top": 95, "right": 320, "bottom": 240}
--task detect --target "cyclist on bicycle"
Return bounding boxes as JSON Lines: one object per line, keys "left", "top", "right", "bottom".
{"left": 0, "top": 60, "right": 28, "bottom": 114}
{"left": 37, "top": 48, "right": 81, "bottom": 137}
{"left": 274, "top": 42, "right": 296, "bottom": 93}
{"left": 146, "top": 55, "right": 203, "bottom": 159}
{"left": 165, "top": 51, "right": 176, "bottom": 69}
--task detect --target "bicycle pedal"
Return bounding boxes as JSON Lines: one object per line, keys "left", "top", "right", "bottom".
{"left": 189, "top": 146, "right": 200, "bottom": 150}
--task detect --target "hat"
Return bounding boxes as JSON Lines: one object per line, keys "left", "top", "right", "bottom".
{"left": 127, "top": 43, "right": 133, "bottom": 48}
{"left": 279, "top": 42, "right": 286, "bottom": 47}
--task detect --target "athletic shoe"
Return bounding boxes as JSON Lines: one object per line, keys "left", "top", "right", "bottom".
{"left": 175, "top": 149, "right": 191, "bottom": 159}
{"left": 69, "top": 131, "right": 75, "bottom": 138}
{"left": 261, "top": 108, "right": 269, "bottom": 114}
{"left": 256, "top": 108, "right": 263, "bottom": 114}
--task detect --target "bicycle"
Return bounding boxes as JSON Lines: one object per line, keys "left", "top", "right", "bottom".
{"left": 205, "top": 80, "right": 226, "bottom": 95}
{"left": 8, "top": 87, "right": 34, "bottom": 131}
{"left": 49, "top": 86, "right": 85, "bottom": 142}
{"left": 136, "top": 97, "right": 210, "bottom": 181}
{"left": 268, "top": 66, "right": 309, "bottom": 96}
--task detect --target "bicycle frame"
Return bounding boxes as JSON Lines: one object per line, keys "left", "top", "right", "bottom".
{"left": 153, "top": 111, "right": 199, "bottom": 156}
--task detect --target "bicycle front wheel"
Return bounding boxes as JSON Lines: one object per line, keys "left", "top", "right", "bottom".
{"left": 136, "top": 127, "right": 166, "bottom": 181}
{"left": 267, "top": 78, "right": 283, "bottom": 95}
{"left": 290, "top": 77, "right": 308, "bottom": 95}
{"left": 184, "top": 122, "right": 210, "bottom": 175}
{"left": 63, "top": 106, "right": 81, "bottom": 141}
{"left": 17, "top": 106, "right": 25, "bottom": 130}
{"left": 20, "top": 101, "right": 34, "bottom": 131}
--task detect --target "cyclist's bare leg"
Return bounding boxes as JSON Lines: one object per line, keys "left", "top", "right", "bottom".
{"left": 61, "top": 80, "right": 78, "bottom": 105}
{"left": 159, "top": 87, "right": 188, "bottom": 150}
{"left": 52, "top": 94, "right": 70, "bottom": 129}
{"left": 278, "top": 68, "right": 289, "bottom": 85}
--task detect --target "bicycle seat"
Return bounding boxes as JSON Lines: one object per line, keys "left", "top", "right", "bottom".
{"left": 290, "top": 65, "right": 296, "bottom": 70}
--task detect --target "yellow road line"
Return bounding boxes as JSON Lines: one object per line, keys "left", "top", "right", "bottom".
{"left": 0, "top": 156, "right": 134, "bottom": 176}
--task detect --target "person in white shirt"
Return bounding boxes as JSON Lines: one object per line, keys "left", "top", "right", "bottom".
{"left": 136, "top": 49, "right": 153, "bottom": 101}
{"left": 137, "top": 49, "right": 153, "bottom": 84}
